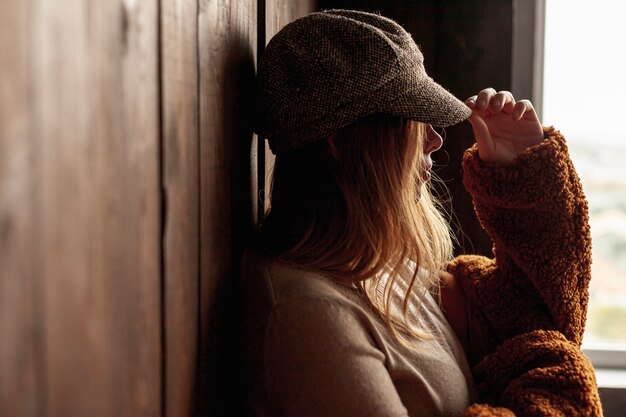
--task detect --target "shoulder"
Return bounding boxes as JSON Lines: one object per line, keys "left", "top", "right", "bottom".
{"left": 240, "top": 249, "right": 378, "bottom": 345}
{"left": 240, "top": 249, "right": 388, "bottom": 348}
{"left": 240, "top": 248, "right": 362, "bottom": 309}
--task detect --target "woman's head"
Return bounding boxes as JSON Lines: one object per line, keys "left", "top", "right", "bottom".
{"left": 260, "top": 113, "right": 453, "bottom": 302}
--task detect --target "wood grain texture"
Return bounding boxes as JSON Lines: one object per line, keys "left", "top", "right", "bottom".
{"left": 160, "top": 0, "right": 200, "bottom": 416}
{"left": 0, "top": 1, "right": 42, "bottom": 416}
{"left": 266, "top": 0, "right": 316, "bottom": 37}
{"left": 0, "top": 0, "right": 162, "bottom": 415}
{"left": 38, "top": 0, "right": 162, "bottom": 415}
{"left": 197, "top": 0, "right": 257, "bottom": 414}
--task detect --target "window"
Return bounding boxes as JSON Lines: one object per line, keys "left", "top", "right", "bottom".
{"left": 543, "top": 0, "right": 626, "bottom": 353}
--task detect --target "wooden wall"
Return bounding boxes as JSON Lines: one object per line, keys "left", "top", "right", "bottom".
{"left": 0, "top": 0, "right": 313, "bottom": 416}
{"left": 0, "top": 1, "right": 161, "bottom": 416}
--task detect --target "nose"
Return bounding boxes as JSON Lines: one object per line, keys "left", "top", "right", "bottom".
{"left": 424, "top": 125, "right": 443, "bottom": 154}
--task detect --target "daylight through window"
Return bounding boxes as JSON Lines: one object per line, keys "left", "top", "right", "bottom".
{"left": 543, "top": 0, "right": 626, "bottom": 348}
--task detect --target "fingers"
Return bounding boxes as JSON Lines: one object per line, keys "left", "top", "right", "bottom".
{"left": 465, "top": 95, "right": 478, "bottom": 109}
{"left": 467, "top": 113, "right": 495, "bottom": 161}
{"left": 499, "top": 93, "right": 516, "bottom": 114}
{"left": 466, "top": 89, "right": 516, "bottom": 114}
{"left": 475, "top": 87, "right": 496, "bottom": 110}
{"left": 465, "top": 90, "right": 543, "bottom": 163}
{"left": 512, "top": 99, "right": 539, "bottom": 122}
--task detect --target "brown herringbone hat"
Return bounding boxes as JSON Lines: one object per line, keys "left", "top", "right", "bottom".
{"left": 256, "top": 9, "right": 471, "bottom": 154}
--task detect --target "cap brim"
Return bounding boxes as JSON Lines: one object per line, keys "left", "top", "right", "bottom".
{"left": 384, "top": 76, "right": 471, "bottom": 127}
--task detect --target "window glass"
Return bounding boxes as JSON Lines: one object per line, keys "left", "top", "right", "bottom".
{"left": 543, "top": 0, "right": 626, "bottom": 346}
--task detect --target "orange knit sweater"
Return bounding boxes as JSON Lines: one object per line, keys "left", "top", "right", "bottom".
{"left": 449, "top": 127, "right": 603, "bottom": 416}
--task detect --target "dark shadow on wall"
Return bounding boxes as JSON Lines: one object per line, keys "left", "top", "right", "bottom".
{"left": 192, "top": 12, "right": 257, "bottom": 417}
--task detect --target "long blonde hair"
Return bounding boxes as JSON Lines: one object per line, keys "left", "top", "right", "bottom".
{"left": 258, "top": 113, "right": 453, "bottom": 341}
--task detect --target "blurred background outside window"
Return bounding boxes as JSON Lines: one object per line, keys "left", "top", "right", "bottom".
{"left": 543, "top": 0, "right": 626, "bottom": 349}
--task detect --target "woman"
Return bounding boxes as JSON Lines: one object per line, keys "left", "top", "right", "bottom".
{"left": 241, "top": 9, "right": 601, "bottom": 417}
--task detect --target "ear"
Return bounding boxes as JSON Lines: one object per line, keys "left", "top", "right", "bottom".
{"left": 327, "top": 133, "right": 340, "bottom": 160}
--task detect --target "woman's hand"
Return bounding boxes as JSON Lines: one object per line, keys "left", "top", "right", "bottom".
{"left": 466, "top": 88, "right": 543, "bottom": 164}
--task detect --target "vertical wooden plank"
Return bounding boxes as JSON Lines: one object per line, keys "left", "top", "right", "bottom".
{"left": 197, "top": 0, "right": 257, "bottom": 415}
{"left": 160, "top": 0, "right": 199, "bottom": 415}
{"left": 263, "top": 0, "right": 316, "bottom": 210}
{"left": 0, "top": 1, "right": 42, "bottom": 415}
{"left": 266, "top": 0, "right": 316, "bottom": 35}
{"left": 8, "top": 0, "right": 163, "bottom": 416}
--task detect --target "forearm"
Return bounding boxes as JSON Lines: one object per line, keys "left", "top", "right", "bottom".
{"left": 448, "top": 127, "right": 592, "bottom": 358}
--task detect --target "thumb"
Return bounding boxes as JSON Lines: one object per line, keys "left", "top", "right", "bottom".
{"left": 468, "top": 113, "right": 494, "bottom": 159}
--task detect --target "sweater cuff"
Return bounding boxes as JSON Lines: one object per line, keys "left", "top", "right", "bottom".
{"left": 462, "top": 127, "right": 572, "bottom": 208}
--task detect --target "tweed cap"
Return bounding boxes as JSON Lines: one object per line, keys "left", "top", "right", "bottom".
{"left": 256, "top": 9, "right": 471, "bottom": 154}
